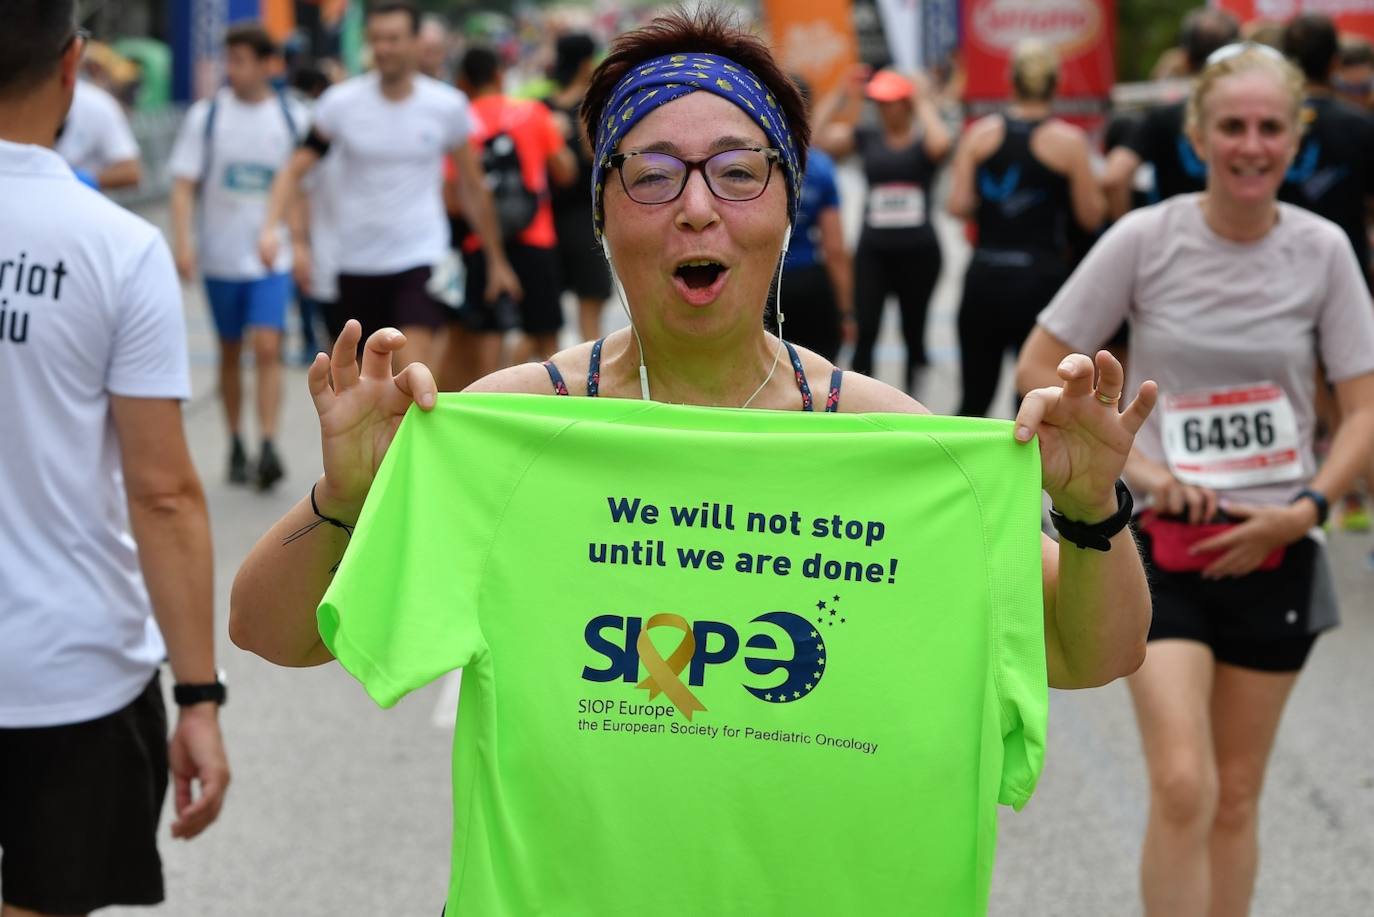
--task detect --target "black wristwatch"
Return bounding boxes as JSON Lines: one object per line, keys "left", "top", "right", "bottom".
{"left": 174, "top": 669, "right": 227, "bottom": 707}
{"left": 1291, "top": 488, "right": 1329, "bottom": 527}
{"left": 1049, "top": 480, "right": 1134, "bottom": 552}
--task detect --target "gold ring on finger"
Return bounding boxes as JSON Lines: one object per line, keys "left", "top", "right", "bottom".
{"left": 1095, "top": 390, "right": 1121, "bottom": 406}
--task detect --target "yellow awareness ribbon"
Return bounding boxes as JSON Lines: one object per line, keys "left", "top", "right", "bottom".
{"left": 636, "top": 613, "right": 708, "bottom": 720}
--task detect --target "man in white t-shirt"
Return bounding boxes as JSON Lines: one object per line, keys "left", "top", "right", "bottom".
{"left": 169, "top": 22, "right": 308, "bottom": 489}
{"left": 55, "top": 76, "right": 142, "bottom": 190}
{"left": 260, "top": 0, "right": 521, "bottom": 372}
{"left": 0, "top": 3, "right": 229, "bottom": 914}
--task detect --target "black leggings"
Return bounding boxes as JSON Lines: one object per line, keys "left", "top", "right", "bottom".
{"left": 851, "top": 239, "right": 942, "bottom": 385}
{"left": 956, "top": 252, "right": 1068, "bottom": 417}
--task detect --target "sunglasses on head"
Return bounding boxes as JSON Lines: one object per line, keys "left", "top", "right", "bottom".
{"left": 1206, "top": 42, "right": 1286, "bottom": 68}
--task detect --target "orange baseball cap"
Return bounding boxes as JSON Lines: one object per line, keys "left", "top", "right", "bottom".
{"left": 865, "top": 69, "right": 914, "bottom": 102}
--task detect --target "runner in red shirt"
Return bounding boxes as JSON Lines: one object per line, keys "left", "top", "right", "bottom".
{"left": 440, "top": 45, "right": 575, "bottom": 390}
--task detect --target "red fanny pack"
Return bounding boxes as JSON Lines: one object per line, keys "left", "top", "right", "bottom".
{"left": 1137, "top": 510, "right": 1286, "bottom": 573}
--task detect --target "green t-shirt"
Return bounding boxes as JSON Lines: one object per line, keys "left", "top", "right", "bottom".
{"left": 319, "top": 394, "right": 1047, "bottom": 915}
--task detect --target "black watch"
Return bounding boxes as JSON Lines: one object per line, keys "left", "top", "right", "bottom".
{"left": 1049, "top": 480, "right": 1134, "bottom": 552}
{"left": 174, "top": 669, "right": 227, "bottom": 707}
{"left": 1291, "top": 488, "right": 1329, "bottom": 527}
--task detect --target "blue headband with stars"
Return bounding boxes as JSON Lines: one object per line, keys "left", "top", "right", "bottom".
{"left": 591, "top": 52, "right": 802, "bottom": 240}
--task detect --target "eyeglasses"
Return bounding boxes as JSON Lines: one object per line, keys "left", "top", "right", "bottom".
{"left": 608, "top": 147, "right": 780, "bottom": 206}
{"left": 1206, "top": 41, "right": 1286, "bottom": 68}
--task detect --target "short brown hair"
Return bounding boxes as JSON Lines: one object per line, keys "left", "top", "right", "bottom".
{"left": 225, "top": 21, "right": 277, "bottom": 59}
{"left": 367, "top": 1, "right": 420, "bottom": 34}
{"left": 582, "top": 7, "right": 809, "bottom": 173}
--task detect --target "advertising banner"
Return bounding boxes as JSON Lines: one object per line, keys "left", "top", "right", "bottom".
{"left": 961, "top": 0, "right": 1116, "bottom": 127}
{"left": 1214, "top": 0, "right": 1374, "bottom": 41}
{"left": 762, "top": 0, "right": 860, "bottom": 98}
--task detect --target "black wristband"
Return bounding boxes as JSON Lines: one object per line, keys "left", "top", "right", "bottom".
{"left": 302, "top": 126, "right": 331, "bottom": 156}
{"left": 174, "top": 670, "right": 227, "bottom": 707}
{"left": 1291, "top": 488, "right": 1329, "bottom": 526}
{"left": 1049, "top": 480, "right": 1134, "bottom": 552}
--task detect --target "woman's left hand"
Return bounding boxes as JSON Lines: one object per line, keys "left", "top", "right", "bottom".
{"left": 1016, "top": 351, "right": 1158, "bottom": 522}
{"left": 1190, "top": 501, "right": 1314, "bottom": 579}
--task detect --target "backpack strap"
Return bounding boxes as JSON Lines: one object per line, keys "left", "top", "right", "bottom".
{"left": 498, "top": 98, "right": 547, "bottom": 200}
{"left": 197, "top": 92, "right": 220, "bottom": 200}
{"left": 275, "top": 87, "right": 300, "bottom": 143}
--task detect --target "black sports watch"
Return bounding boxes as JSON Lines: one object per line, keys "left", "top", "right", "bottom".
{"left": 174, "top": 669, "right": 227, "bottom": 707}
{"left": 1291, "top": 488, "right": 1329, "bottom": 527}
{"left": 1049, "top": 480, "right": 1134, "bottom": 552}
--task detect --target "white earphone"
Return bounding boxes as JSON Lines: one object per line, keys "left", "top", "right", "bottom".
{"left": 776, "top": 224, "right": 792, "bottom": 328}
{"left": 601, "top": 235, "right": 653, "bottom": 400}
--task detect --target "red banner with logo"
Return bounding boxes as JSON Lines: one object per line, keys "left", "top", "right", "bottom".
{"left": 961, "top": 0, "right": 1116, "bottom": 126}
{"left": 1214, "top": 0, "right": 1374, "bottom": 42}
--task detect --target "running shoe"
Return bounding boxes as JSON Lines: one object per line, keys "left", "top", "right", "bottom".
{"left": 227, "top": 436, "right": 249, "bottom": 485}
{"left": 256, "top": 440, "right": 285, "bottom": 491}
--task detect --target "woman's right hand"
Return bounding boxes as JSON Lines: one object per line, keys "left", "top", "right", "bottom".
{"left": 308, "top": 321, "right": 438, "bottom": 522}
{"left": 1131, "top": 454, "right": 1218, "bottom": 524}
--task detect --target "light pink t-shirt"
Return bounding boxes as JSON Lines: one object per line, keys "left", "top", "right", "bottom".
{"left": 1038, "top": 193, "right": 1374, "bottom": 506}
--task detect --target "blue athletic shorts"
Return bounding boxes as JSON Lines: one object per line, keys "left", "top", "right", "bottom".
{"left": 204, "top": 273, "right": 293, "bottom": 341}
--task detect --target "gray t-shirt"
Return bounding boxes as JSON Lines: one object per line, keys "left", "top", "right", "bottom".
{"left": 1038, "top": 193, "right": 1374, "bottom": 507}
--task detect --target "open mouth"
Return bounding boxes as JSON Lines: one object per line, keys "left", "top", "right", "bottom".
{"left": 674, "top": 259, "right": 727, "bottom": 290}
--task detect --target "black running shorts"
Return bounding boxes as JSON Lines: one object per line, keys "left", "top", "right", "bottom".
{"left": 1136, "top": 527, "right": 1320, "bottom": 672}
{"left": 0, "top": 673, "right": 169, "bottom": 913}
{"left": 336, "top": 265, "right": 448, "bottom": 339}
{"left": 459, "top": 244, "right": 563, "bottom": 336}
{"left": 554, "top": 208, "right": 612, "bottom": 301}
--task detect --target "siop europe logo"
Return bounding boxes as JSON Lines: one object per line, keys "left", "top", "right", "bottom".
{"left": 581, "top": 609, "right": 830, "bottom": 720}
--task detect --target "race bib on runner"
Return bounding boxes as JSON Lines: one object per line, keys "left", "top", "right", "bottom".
{"left": 866, "top": 183, "right": 926, "bottom": 229}
{"left": 1161, "top": 383, "right": 1302, "bottom": 489}
{"left": 223, "top": 163, "right": 276, "bottom": 195}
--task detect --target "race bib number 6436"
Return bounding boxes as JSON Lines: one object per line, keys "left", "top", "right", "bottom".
{"left": 1161, "top": 383, "right": 1302, "bottom": 489}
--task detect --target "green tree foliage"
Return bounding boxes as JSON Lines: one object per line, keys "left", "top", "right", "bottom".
{"left": 1117, "top": 0, "right": 1200, "bottom": 81}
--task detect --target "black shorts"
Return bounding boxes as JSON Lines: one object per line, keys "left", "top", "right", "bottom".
{"left": 336, "top": 266, "right": 447, "bottom": 339}
{"left": 1136, "top": 527, "right": 1320, "bottom": 672}
{"left": 0, "top": 673, "right": 169, "bottom": 913}
{"left": 777, "top": 263, "right": 842, "bottom": 362}
{"left": 554, "top": 209, "right": 612, "bottom": 301}
{"left": 459, "top": 244, "right": 563, "bottom": 336}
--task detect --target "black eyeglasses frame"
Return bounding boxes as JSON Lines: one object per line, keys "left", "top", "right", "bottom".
{"left": 607, "top": 147, "right": 781, "bottom": 206}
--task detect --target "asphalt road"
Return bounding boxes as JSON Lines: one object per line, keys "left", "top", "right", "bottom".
{"left": 102, "top": 195, "right": 1374, "bottom": 917}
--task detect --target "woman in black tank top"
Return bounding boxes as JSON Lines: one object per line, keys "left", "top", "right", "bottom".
{"left": 946, "top": 40, "right": 1105, "bottom": 418}
{"left": 814, "top": 67, "right": 951, "bottom": 392}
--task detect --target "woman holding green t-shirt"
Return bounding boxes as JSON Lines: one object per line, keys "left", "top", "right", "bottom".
{"left": 232, "top": 6, "right": 1157, "bottom": 906}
